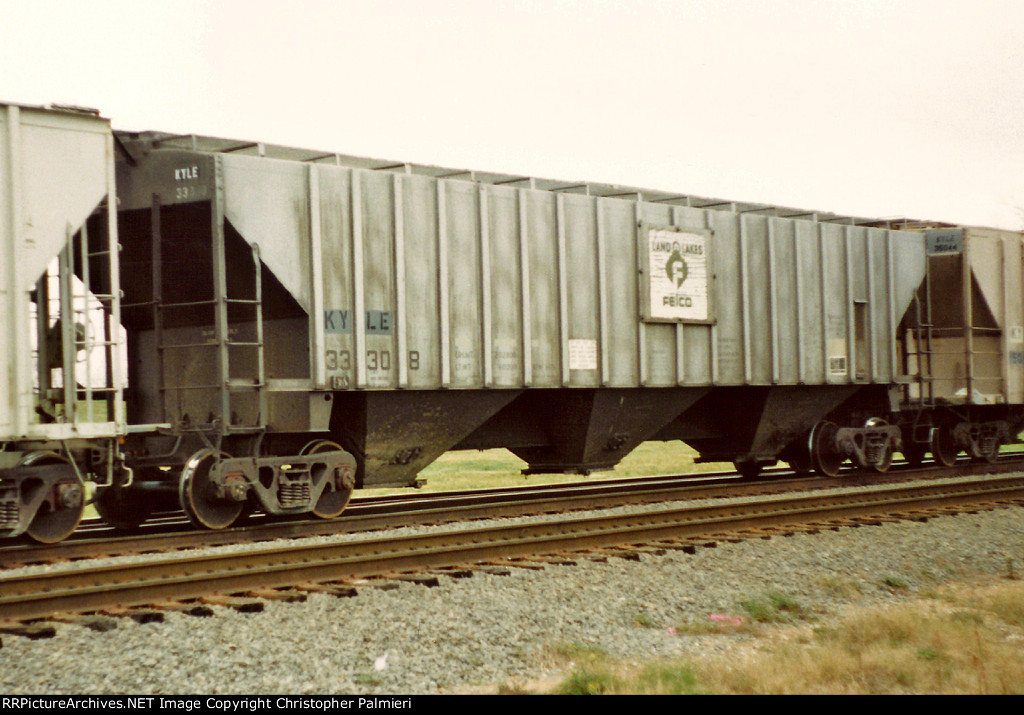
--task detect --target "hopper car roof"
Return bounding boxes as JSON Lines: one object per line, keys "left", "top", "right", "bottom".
{"left": 115, "top": 128, "right": 962, "bottom": 232}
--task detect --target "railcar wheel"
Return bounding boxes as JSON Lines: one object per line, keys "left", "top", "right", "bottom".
{"left": 931, "top": 425, "right": 959, "bottom": 467}
{"left": 301, "top": 440, "right": 355, "bottom": 519}
{"left": 179, "top": 449, "right": 243, "bottom": 530}
{"left": 810, "top": 421, "right": 844, "bottom": 477}
{"left": 22, "top": 452, "right": 85, "bottom": 544}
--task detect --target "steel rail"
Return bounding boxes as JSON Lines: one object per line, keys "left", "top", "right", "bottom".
{"left": 0, "top": 471, "right": 757, "bottom": 568}
{"left": 2, "top": 458, "right": 1022, "bottom": 569}
{"left": 1, "top": 474, "right": 1022, "bottom": 622}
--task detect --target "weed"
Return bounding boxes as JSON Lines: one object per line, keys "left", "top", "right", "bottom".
{"left": 632, "top": 611, "right": 656, "bottom": 628}
{"left": 977, "top": 591, "right": 1024, "bottom": 627}
{"left": 497, "top": 681, "right": 531, "bottom": 694}
{"left": 551, "top": 641, "right": 608, "bottom": 661}
{"left": 816, "top": 574, "right": 864, "bottom": 599}
{"left": 739, "top": 597, "right": 777, "bottom": 622}
{"left": 635, "top": 663, "right": 706, "bottom": 694}
{"left": 768, "top": 591, "right": 802, "bottom": 613}
{"left": 739, "top": 591, "right": 805, "bottom": 623}
{"left": 882, "top": 576, "right": 908, "bottom": 590}
{"left": 551, "top": 581, "right": 1024, "bottom": 695}
{"left": 951, "top": 610, "right": 984, "bottom": 625}
{"left": 557, "top": 667, "right": 618, "bottom": 695}
{"left": 812, "top": 625, "right": 841, "bottom": 642}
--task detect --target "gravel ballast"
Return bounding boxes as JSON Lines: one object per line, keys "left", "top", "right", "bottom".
{"left": 1, "top": 496, "right": 1022, "bottom": 694}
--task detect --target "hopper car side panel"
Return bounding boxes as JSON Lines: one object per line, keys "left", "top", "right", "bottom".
{"left": 112, "top": 141, "right": 927, "bottom": 487}
{"left": 208, "top": 152, "right": 928, "bottom": 394}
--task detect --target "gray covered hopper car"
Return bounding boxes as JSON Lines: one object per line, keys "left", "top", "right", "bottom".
{"left": 885, "top": 223, "right": 1024, "bottom": 466}
{"left": 110, "top": 129, "right": 928, "bottom": 522}
{"left": 0, "top": 102, "right": 125, "bottom": 542}
{"left": 6, "top": 110, "right": 1021, "bottom": 542}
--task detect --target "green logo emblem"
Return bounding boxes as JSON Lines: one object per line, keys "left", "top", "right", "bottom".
{"left": 666, "top": 250, "right": 688, "bottom": 288}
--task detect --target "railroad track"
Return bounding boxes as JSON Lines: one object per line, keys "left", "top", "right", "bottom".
{"left": 1, "top": 470, "right": 1023, "bottom": 627}
{"left": 3, "top": 456, "right": 1022, "bottom": 571}
{"left": 0, "top": 467, "right": 789, "bottom": 569}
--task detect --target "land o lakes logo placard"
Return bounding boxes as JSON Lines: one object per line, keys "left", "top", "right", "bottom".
{"left": 647, "top": 228, "right": 710, "bottom": 321}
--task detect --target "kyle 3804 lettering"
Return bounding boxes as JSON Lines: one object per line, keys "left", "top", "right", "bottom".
{"left": 172, "top": 165, "right": 206, "bottom": 200}
{"left": 324, "top": 309, "right": 393, "bottom": 335}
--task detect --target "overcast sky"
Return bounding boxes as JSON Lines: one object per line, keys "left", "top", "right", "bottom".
{"left": 3, "top": 0, "right": 1023, "bottom": 229}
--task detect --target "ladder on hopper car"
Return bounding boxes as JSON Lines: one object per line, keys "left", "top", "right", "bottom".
{"left": 212, "top": 234, "right": 268, "bottom": 438}
{"left": 901, "top": 260, "right": 936, "bottom": 444}
{"left": 142, "top": 194, "right": 267, "bottom": 439}
{"left": 33, "top": 214, "right": 125, "bottom": 429}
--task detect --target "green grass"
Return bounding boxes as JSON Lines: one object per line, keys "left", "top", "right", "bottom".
{"left": 83, "top": 440, "right": 728, "bottom": 521}
{"left": 556, "top": 668, "right": 618, "bottom": 695}
{"left": 739, "top": 591, "right": 808, "bottom": 623}
{"left": 367, "top": 441, "right": 732, "bottom": 496}
{"left": 542, "top": 577, "right": 1024, "bottom": 695}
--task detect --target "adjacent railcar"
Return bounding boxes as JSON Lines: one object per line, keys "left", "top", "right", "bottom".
{"left": 892, "top": 224, "right": 1024, "bottom": 466}
{"left": 0, "top": 102, "right": 125, "bottom": 542}
{"left": 769, "top": 221, "right": 1024, "bottom": 477}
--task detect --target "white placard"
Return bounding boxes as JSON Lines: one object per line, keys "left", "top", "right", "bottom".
{"left": 568, "top": 338, "right": 598, "bottom": 370}
{"left": 647, "top": 228, "right": 710, "bottom": 322}
{"left": 828, "top": 338, "right": 848, "bottom": 376}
